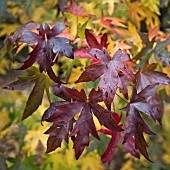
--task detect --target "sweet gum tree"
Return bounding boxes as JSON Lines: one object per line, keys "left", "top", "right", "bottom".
{"left": 1, "top": 0, "right": 170, "bottom": 165}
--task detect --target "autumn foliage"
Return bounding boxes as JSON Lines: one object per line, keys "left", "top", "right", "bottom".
{"left": 1, "top": 0, "right": 170, "bottom": 164}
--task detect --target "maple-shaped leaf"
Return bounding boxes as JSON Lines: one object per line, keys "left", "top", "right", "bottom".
{"left": 42, "top": 85, "right": 122, "bottom": 159}
{"left": 133, "top": 32, "right": 154, "bottom": 66}
{"left": 3, "top": 76, "right": 36, "bottom": 91}
{"left": 17, "top": 23, "right": 73, "bottom": 83}
{"left": 128, "top": 2, "right": 146, "bottom": 30}
{"left": 136, "top": 66, "right": 170, "bottom": 93}
{"left": 121, "top": 84, "right": 162, "bottom": 161}
{"left": 123, "top": 137, "right": 140, "bottom": 159}
{"left": 22, "top": 75, "right": 46, "bottom": 120}
{"left": 3, "top": 70, "right": 48, "bottom": 120}
{"left": 65, "top": 0, "right": 85, "bottom": 16}
{"left": 76, "top": 48, "right": 135, "bottom": 109}
{"left": 93, "top": 11, "right": 126, "bottom": 35}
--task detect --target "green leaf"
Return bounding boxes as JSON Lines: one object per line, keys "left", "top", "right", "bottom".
{"left": 22, "top": 75, "right": 46, "bottom": 120}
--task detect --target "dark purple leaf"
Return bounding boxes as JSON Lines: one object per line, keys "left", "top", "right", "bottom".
{"left": 3, "top": 76, "right": 36, "bottom": 90}
{"left": 42, "top": 87, "right": 121, "bottom": 159}
{"left": 45, "top": 121, "right": 71, "bottom": 153}
{"left": 136, "top": 70, "right": 170, "bottom": 93}
{"left": 123, "top": 137, "right": 140, "bottom": 159}
{"left": 77, "top": 48, "right": 135, "bottom": 108}
{"left": 70, "top": 104, "right": 100, "bottom": 159}
{"left": 16, "top": 23, "right": 73, "bottom": 82}
{"left": 22, "top": 75, "right": 46, "bottom": 120}
{"left": 7, "top": 21, "right": 40, "bottom": 45}
{"left": 85, "top": 29, "right": 102, "bottom": 49}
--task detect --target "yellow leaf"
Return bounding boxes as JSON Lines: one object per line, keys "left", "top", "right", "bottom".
{"left": 125, "top": 22, "right": 143, "bottom": 50}
{"left": 0, "top": 110, "right": 9, "bottom": 131}
{"left": 141, "top": 0, "right": 160, "bottom": 15}
{"left": 121, "top": 159, "right": 135, "bottom": 170}
{"left": 103, "top": 0, "right": 120, "bottom": 15}
{"left": 32, "top": 7, "right": 47, "bottom": 22}
{"left": 80, "top": 1, "right": 97, "bottom": 16}
{"left": 128, "top": 2, "right": 146, "bottom": 30}
{"left": 144, "top": 9, "right": 160, "bottom": 29}
{"left": 77, "top": 151, "right": 105, "bottom": 170}
{"left": 0, "top": 24, "right": 19, "bottom": 37}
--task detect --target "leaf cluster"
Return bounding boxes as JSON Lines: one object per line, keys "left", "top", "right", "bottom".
{"left": 1, "top": 0, "right": 170, "bottom": 164}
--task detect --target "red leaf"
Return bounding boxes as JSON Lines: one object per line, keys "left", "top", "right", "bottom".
{"left": 85, "top": 29, "right": 102, "bottom": 49}
{"left": 42, "top": 87, "right": 122, "bottom": 158}
{"left": 136, "top": 70, "right": 170, "bottom": 93}
{"left": 123, "top": 137, "right": 140, "bottom": 159}
{"left": 17, "top": 23, "right": 73, "bottom": 82}
{"left": 70, "top": 104, "right": 100, "bottom": 159}
{"left": 121, "top": 84, "right": 163, "bottom": 161}
{"left": 74, "top": 49, "right": 93, "bottom": 59}
{"left": 77, "top": 48, "right": 135, "bottom": 108}
{"left": 65, "top": 0, "right": 85, "bottom": 16}
{"left": 101, "top": 130, "right": 121, "bottom": 163}
{"left": 98, "top": 112, "right": 122, "bottom": 163}
{"left": 45, "top": 121, "right": 73, "bottom": 153}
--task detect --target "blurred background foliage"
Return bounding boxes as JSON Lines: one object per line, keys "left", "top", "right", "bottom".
{"left": 0, "top": 0, "right": 170, "bottom": 169}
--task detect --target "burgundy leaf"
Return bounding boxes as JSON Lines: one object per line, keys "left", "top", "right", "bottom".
{"left": 98, "top": 112, "right": 122, "bottom": 163}
{"left": 65, "top": 0, "right": 85, "bottom": 16}
{"left": 89, "top": 48, "right": 110, "bottom": 63}
{"left": 63, "top": 87, "right": 87, "bottom": 102}
{"left": 45, "top": 121, "right": 71, "bottom": 153}
{"left": 70, "top": 104, "right": 100, "bottom": 159}
{"left": 54, "top": 84, "right": 71, "bottom": 101}
{"left": 42, "top": 86, "right": 121, "bottom": 159}
{"left": 85, "top": 29, "right": 102, "bottom": 49}
{"left": 76, "top": 63, "right": 106, "bottom": 82}
{"left": 121, "top": 84, "right": 162, "bottom": 161}
{"left": 100, "top": 33, "right": 108, "bottom": 49}
{"left": 130, "top": 83, "right": 159, "bottom": 102}
{"left": 77, "top": 48, "right": 135, "bottom": 108}
{"left": 91, "top": 103, "right": 122, "bottom": 131}
{"left": 136, "top": 70, "right": 170, "bottom": 93}
{"left": 43, "top": 102, "right": 83, "bottom": 123}
{"left": 133, "top": 102, "right": 162, "bottom": 124}
{"left": 17, "top": 23, "right": 73, "bottom": 82}
{"left": 147, "top": 92, "right": 163, "bottom": 117}
{"left": 17, "top": 31, "right": 41, "bottom": 46}
{"left": 42, "top": 101, "right": 70, "bottom": 121}
{"left": 101, "top": 130, "right": 121, "bottom": 163}
{"left": 7, "top": 21, "right": 40, "bottom": 45}
{"left": 123, "top": 137, "right": 140, "bottom": 159}
{"left": 88, "top": 88, "right": 103, "bottom": 103}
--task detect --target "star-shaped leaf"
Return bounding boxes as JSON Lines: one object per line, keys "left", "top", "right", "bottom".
{"left": 16, "top": 23, "right": 73, "bottom": 83}
{"left": 121, "top": 84, "right": 162, "bottom": 161}
{"left": 42, "top": 85, "right": 122, "bottom": 159}
{"left": 76, "top": 48, "right": 135, "bottom": 109}
{"left": 136, "top": 66, "right": 170, "bottom": 93}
